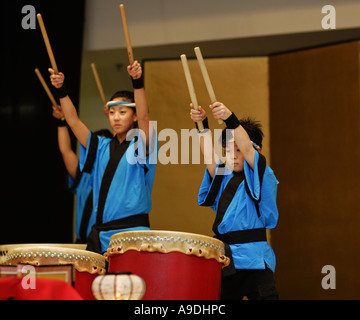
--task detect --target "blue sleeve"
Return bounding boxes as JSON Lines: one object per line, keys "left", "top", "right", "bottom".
{"left": 244, "top": 151, "right": 279, "bottom": 228}
{"left": 79, "top": 133, "right": 110, "bottom": 173}
{"left": 68, "top": 174, "right": 76, "bottom": 193}
{"left": 79, "top": 143, "right": 88, "bottom": 172}
{"left": 244, "top": 150, "right": 261, "bottom": 200}
{"left": 198, "top": 163, "right": 229, "bottom": 210}
{"left": 68, "top": 164, "right": 82, "bottom": 193}
{"left": 198, "top": 168, "right": 215, "bottom": 208}
{"left": 125, "top": 125, "right": 158, "bottom": 167}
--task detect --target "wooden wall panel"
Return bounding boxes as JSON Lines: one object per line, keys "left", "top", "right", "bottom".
{"left": 269, "top": 41, "right": 360, "bottom": 299}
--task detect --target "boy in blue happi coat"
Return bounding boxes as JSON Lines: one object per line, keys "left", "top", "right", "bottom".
{"left": 52, "top": 104, "right": 112, "bottom": 244}
{"left": 190, "top": 101, "right": 279, "bottom": 300}
{"left": 49, "top": 61, "right": 157, "bottom": 254}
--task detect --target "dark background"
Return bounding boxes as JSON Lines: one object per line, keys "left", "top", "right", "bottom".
{"left": 0, "top": 0, "right": 85, "bottom": 244}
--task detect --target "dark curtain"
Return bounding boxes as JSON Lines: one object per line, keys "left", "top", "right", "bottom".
{"left": 0, "top": 0, "right": 85, "bottom": 244}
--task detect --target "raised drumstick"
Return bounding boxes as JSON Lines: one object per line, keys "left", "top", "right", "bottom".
{"left": 194, "top": 47, "right": 223, "bottom": 125}
{"left": 34, "top": 68, "right": 58, "bottom": 108}
{"left": 90, "top": 63, "right": 106, "bottom": 106}
{"left": 180, "top": 54, "right": 204, "bottom": 132}
{"left": 36, "top": 13, "right": 58, "bottom": 74}
{"left": 34, "top": 68, "right": 64, "bottom": 120}
{"left": 119, "top": 4, "right": 134, "bottom": 64}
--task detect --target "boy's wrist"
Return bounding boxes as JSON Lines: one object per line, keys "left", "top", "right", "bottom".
{"left": 55, "top": 84, "right": 68, "bottom": 99}
{"left": 55, "top": 117, "right": 67, "bottom": 127}
{"left": 131, "top": 76, "right": 144, "bottom": 89}
{"left": 195, "top": 117, "right": 209, "bottom": 133}
{"left": 224, "top": 112, "right": 240, "bottom": 129}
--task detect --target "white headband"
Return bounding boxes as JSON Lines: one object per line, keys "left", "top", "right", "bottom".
{"left": 106, "top": 101, "right": 136, "bottom": 108}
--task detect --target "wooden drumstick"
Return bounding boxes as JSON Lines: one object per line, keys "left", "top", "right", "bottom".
{"left": 34, "top": 68, "right": 59, "bottom": 108}
{"left": 194, "top": 47, "right": 223, "bottom": 125}
{"left": 36, "top": 13, "right": 58, "bottom": 74}
{"left": 90, "top": 63, "right": 106, "bottom": 106}
{"left": 119, "top": 4, "right": 134, "bottom": 64}
{"left": 34, "top": 68, "right": 64, "bottom": 120}
{"left": 180, "top": 54, "right": 204, "bottom": 132}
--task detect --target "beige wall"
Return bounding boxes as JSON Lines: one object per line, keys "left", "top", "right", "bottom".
{"left": 78, "top": 50, "right": 131, "bottom": 133}
{"left": 83, "top": 0, "right": 360, "bottom": 51}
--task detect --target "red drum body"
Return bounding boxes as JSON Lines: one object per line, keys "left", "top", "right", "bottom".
{"left": 106, "top": 230, "right": 229, "bottom": 300}
{"left": 3, "top": 245, "right": 106, "bottom": 300}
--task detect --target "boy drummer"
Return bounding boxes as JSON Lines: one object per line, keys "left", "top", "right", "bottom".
{"left": 52, "top": 105, "right": 112, "bottom": 244}
{"left": 49, "top": 61, "right": 157, "bottom": 254}
{"left": 190, "top": 102, "right": 279, "bottom": 300}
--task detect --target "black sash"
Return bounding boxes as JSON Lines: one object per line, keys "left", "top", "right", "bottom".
{"left": 86, "top": 214, "right": 150, "bottom": 253}
{"left": 216, "top": 228, "right": 267, "bottom": 245}
{"left": 216, "top": 228, "right": 267, "bottom": 277}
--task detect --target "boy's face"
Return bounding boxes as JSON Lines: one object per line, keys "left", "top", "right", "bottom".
{"left": 108, "top": 97, "right": 137, "bottom": 135}
{"left": 225, "top": 140, "right": 244, "bottom": 172}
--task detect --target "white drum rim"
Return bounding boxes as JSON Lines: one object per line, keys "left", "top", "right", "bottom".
{"left": 3, "top": 246, "right": 106, "bottom": 274}
{"left": 105, "top": 230, "right": 230, "bottom": 267}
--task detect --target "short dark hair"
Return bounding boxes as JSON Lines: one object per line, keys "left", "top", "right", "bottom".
{"left": 221, "top": 117, "right": 264, "bottom": 148}
{"left": 110, "top": 90, "right": 134, "bottom": 102}
{"left": 94, "top": 129, "right": 113, "bottom": 139}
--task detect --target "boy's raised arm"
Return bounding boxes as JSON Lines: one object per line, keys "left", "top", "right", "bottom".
{"left": 190, "top": 104, "right": 218, "bottom": 178}
{"left": 210, "top": 102, "right": 256, "bottom": 169}
{"left": 52, "top": 105, "right": 78, "bottom": 179}
{"left": 127, "top": 61, "right": 151, "bottom": 146}
{"left": 49, "top": 68, "right": 90, "bottom": 148}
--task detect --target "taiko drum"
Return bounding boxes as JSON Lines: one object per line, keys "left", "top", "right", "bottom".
{"left": 105, "top": 230, "right": 229, "bottom": 300}
{"left": 3, "top": 245, "right": 106, "bottom": 300}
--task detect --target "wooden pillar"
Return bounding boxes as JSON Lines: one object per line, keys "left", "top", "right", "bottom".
{"left": 269, "top": 41, "right": 360, "bottom": 299}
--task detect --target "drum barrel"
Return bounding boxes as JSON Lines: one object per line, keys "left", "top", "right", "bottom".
{"left": 105, "top": 230, "right": 229, "bottom": 300}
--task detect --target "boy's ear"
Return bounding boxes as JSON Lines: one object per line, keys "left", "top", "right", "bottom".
{"left": 133, "top": 113, "right": 138, "bottom": 122}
